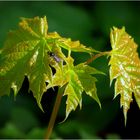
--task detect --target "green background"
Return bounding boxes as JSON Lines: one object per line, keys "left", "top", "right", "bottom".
{"left": 0, "top": 1, "right": 140, "bottom": 139}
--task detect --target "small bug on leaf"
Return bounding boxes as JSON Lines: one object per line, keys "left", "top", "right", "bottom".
{"left": 48, "top": 52, "right": 61, "bottom": 63}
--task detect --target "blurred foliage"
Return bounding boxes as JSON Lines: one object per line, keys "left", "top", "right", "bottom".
{"left": 0, "top": 1, "right": 140, "bottom": 139}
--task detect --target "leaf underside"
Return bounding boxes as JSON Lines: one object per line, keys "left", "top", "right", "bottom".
{"left": 0, "top": 16, "right": 102, "bottom": 119}
{"left": 109, "top": 27, "right": 140, "bottom": 124}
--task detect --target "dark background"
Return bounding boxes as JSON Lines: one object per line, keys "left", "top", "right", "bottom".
{"left": 0, "top": 1, "right": 140, "bottom": 139}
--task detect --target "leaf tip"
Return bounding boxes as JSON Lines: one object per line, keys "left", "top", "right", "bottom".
{"left": 123, "top": 107, "right": 128, "bottom": 127}
{"left": 36, "top": 97, "right": 44, "bottom": 113}
{"left": 98, "top": 101, "right": 102, "bottom": 110}
{"left": 38, "top": 102, "right": 45, "bottom": 113}
{"left": 113, "top": 91, "right": 120, "bottom": 100}
{"left": 92, "top": 94, "right": 101, "bottom": 109}
{"left": 60, "top": 109, "right": 71, "bottom": 124}
{"left": 59, "top": 112, "right": 69, "bottom": 124}
{"left": 11, "top": 82, "right": 18, "bottom": 97}
{"left": 101, "top": 71, "right": 106, "bottom": 76}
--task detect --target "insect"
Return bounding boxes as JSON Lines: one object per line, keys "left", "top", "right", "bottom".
{"left": 48, "top": 52, "right": 61, "bottom": 63}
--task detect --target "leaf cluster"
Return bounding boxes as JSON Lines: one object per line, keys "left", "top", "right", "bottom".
{"left": 0, "top": 17, "right": 102, "bottom": 119}
{"left": 0, "top": 17, "right": 140, "bottom": 124}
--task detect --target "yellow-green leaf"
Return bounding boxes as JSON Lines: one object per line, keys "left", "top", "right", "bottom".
{"left": 74, "top": 64, "right": 103, "bottom": 108}
{"left": 64, "top": 70, "right": 83, "bottom": 119}
{"left": 49, "top": 57, "right": 103, "bottom": 119}
{"left": 0, "top": 16, "right": 65, "bottom": 110}
{"left": 109, "top": 27, "right": 140, "bottom": 124}
{"left": 0, "top": 16, "right": 97, "bottom": 112}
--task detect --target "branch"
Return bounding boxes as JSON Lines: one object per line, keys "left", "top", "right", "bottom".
{"left": 45, "top": 86, "right": 65, "bottom": 139}
{"left": 85, "top": 51, "right": 111, "bottom": 65}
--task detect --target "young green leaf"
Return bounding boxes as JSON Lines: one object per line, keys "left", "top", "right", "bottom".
{"left": 109, "top": 27, "right": 140, "bottom": 124}
{"left": 0, "top": 17, "right": 53, "bottom": 110}
{"left": 48, "top": 57, "right": 103, "bottom": 120}
{"left": 0, "top": 16, "right": 95, "bottom": 111}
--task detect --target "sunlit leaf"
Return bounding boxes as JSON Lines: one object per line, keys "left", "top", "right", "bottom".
{"left": 0, "top": 17, "right": 53, "bottom": 110}
{"left": 48, "top": 57, "right": 103, "bottom": 119}
{"left": 0, "top": 16, "right": 95, "bottom": 111}
{"left": 74, "top": 63, "right": 104, "bottom": 108}
{"left": 109, "top": 27, "right": 140, "bottom": 124}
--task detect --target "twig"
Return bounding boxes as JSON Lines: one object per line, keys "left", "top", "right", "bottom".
{"left": 45, "top": 86, "right": 65, "bottom": 139}
{"left": 85, "top": 51, "right": 111, "bottom": 65}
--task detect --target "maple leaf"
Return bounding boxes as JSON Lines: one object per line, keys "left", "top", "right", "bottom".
{"left": 109, "top": 27, "right": 140, "bottom": 124}
{"left": 0, "top": 16, "right": 95, "bottom": 110}
{"left": 48, "top": 57, "right": 103, "bottom": 119}
{"left": 0, "top": 17, "right": 53, "bottom": 110}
